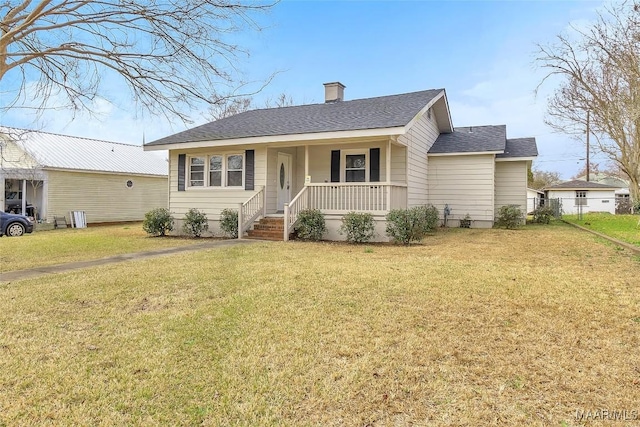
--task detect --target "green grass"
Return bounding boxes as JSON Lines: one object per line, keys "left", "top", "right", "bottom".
{"left": 0, "top": 223, "right": 203, "bottom": 273}
{"left": 1, "top": 223, "right": 639, "bottom": 425}
{"left": 563, "top": 213, "right": 640, "bottom": 246}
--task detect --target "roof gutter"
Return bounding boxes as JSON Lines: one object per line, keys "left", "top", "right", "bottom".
{"left": 144, "top": 126, "right": 406, "bottom": 151}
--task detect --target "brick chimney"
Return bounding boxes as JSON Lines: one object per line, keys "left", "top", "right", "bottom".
{"left": 323, "top": 82, "right": 346, "bottom": 103}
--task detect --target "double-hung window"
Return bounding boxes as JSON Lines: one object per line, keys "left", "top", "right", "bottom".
{"left": 342, "top": 150, "right": 368, "bottom": 182}
{"left": 575, "top": 190, "right": 587, "bottom": 206}
{"left": 189, "top": 157, "right": 205, "bottom": 187}
{"left": 188, "top": 154, "right": 243, "bottom": 188}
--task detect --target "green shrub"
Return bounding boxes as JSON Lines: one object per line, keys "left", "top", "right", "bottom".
{"left": 459, "top": 214, "right": 472, "bottom": 228}
{"left": 182, "top": 208, "right": 208, "bottom": 237}
{"left": 633, "top": 199, "right": 640, "bottom": 214}
{"left": 531, "top": 205, "right": 556, "bottom": 224}
{"left": 295, "top": 209, "right": 326, "bottom": 241}
{"left": 385, "top": 205, "right": 439, "bottom": 245}
{"left": 339, "top": 212, "right": 376, "bottom": 243}
{"left": 220, "top": 208, "right": 238, "bottom": 238}
{"left": 142, "top": 208, "right": 174, "bottom": 236}
{"left": 495, "top": 204, "right": 524, "bottom": 229}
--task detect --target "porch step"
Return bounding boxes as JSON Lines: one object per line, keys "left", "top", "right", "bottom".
{"left": 246, "top": 217, "right": 287, "bottom": 241}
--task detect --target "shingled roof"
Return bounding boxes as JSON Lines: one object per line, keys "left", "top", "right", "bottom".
{"left": 545, "top": 180, "right": 622, "bottom": 190}
{"left": 497, "top": 138, "right": 538, "bottom": 158}
{"left": 429, "top": 125, "right": 507, "bottom": 154}
{"left": 146, "top": 89, "right": 444, "bottom": 146}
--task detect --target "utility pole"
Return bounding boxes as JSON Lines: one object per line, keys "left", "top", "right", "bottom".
{"left": 586, "top": 111, "right": 590, "bottom": 182}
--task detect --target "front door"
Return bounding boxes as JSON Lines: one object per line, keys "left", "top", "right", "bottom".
{"left": 277, "top": 152, "right": 291, "bottom": 212}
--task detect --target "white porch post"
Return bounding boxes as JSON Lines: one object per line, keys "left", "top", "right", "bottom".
{"left": 41, "top": 177, "right": 49, "bottom": 221}
{"left": 21, "top": 179, "right": 27, "bottom": 215}
{"left": 386, "top": 140, "right": 392, "bottom": 210}
{"left": 304, "top": 145, "right": 309, "bottom": 184}
{"left": 283, "top": 203, "right": 290, "bottom": 241}
{"left": 237, "top": 203, "right": 243, "bottom": 239}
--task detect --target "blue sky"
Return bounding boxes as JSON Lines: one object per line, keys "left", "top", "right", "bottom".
{"left": 1, "top": 0, "right": 606, "bottom": 179}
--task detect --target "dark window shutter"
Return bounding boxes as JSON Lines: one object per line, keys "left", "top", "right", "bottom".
{"left": 178, "top": 154, "right": 186, "bottom": 191}
{"left": 331, "top": 150, "right": 340, "bottom": 182}
{"left": 370, "top": 148, "right": 380, "bottom": 182}
{"left": 245, "top": 149, "right": 255, "bottom": 190}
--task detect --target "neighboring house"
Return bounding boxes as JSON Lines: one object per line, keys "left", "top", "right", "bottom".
{"left": 526, "top": 188, "right": 544, "bottom": 214}
{"left": 544, "top": 180, "right": 621, "bottom": 215}
{"left": 144, "top": 82, "right": 538, "bottom": 241}
{"left": 575, "top": 173, "right": 632, "bottom": 205}
{"left": 0, "top": 127, "right": 168, "bottom": 224}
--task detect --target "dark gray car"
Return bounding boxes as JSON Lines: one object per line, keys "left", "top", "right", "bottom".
{"left": 0, "top": 211, "right": 34, "bottom": 237}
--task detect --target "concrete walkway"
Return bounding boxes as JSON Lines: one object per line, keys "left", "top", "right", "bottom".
{"left": 0, "top": 239, "right": 257, "bottom": 283}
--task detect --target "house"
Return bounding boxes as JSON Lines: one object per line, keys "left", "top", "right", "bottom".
{"left": 526, "top": 188, "right": 544, "bottom": 214}
{"left": 544, "top": 180, "right": 622, "bottom": 215}
{"left": 0, "top": 127, "right": 168, "bottom": 224}
{"left": 144, "top": 82, "right": 538, "bottom": 241}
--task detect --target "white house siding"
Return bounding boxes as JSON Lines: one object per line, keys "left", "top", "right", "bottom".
{"left": 390, "top": 144, "right": 406, "bottom": 183}
{"left": 168, "top": 146, "right": 267, "bottom": 231}
{"left": 400, "top": 108, "right": 440, "bottom": 207}
{"left": 494, "top": 161, "right": 527, "bottom": 216}
{"left": 46, "top": 169, "right": 167, "bottom": 223}
{"left": 546, "top": 189, "right": 617, "bottom": 215}
{"left": 427, "top": 154, "right": 496, "bottom": 227}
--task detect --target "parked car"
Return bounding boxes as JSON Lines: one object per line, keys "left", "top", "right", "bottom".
{"left": 0, "top": 211, "right": 34, "bottom": 237}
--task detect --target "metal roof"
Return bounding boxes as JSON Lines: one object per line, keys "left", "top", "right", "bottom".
{"left": 1, "top": 127, "right": 167, "bottom": 176}
{"left": 145, "top": 89, "right": 445, "bottom": 146}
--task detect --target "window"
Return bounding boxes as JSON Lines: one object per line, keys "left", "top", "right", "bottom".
{"left": 342, "top": 151, "right": 368, "bottom": 182}
{"left": 188, "top": 154, "right": 243, "bottom": 188}
{"left": 189, "top": 157, "right": 205, "bottom": 187}
{"left": 575, "top": 190, "right": 587, "bottom": 206}
{"left": 227, "top": 155, "right": 243, "bottom": 187}
{"left": 209, "top": 155, "right": 222, "bottom": 187}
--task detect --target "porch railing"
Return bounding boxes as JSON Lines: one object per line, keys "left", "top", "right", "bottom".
{"left": 238, "top": 187, "right": 265, "bottom": 238}
{"left": 283, "top": 183, "right": 407, "bottom": 241}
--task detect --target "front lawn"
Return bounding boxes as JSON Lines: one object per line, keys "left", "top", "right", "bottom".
{"left": 0, "top": 223, "right": 200, "bottom": 273}
{"left": 0, "top": 224, "right": 639, "bottom": 425}
{"left": 563, "top": 213, "right": 640, "bottom": 247}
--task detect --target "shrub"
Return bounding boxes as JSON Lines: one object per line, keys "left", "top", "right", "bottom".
{"left": 531, "top": 205, "right": 556, "bottom": 224}
{"left": 339, "top": 212, "right": 376, "bottom": 243}
{"left": 495, "top": 204, "right": 524, "bottom": 229}
{"left": 220, "top": 208, "right": 238, "bottom": 238}
{"left": 459, "top": 214, "right": 472, "bottom": 228}
{"left": 385, "top": 205, "right": 439, "bottom": 245}
{"left": 142, "top": 208, "right": 174, "bottom": 236}
{"left": 295, "top": 209, "right": 326, "bottom": 241}
{"left": 633, "top": 199, "right": 640, "bottom": 214}
{"left": 182, "top": 208, "right": 208, "bottom": 237}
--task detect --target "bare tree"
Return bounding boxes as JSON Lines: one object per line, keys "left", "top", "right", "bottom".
{"left": 206, "top": 91, "right": 295, "bottom": 121}
{"left": 536, "top": 1, "right": 640, "bottom": 201}
{"left": 530, "top": 167, "right": 562, "bottom": 190}
{"left": 0, "top": 1, "right": 275, "bottom": 123}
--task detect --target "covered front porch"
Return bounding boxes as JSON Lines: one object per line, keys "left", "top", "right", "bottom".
{"left": 238, "top": 139, "right": 408, "bottom": 240}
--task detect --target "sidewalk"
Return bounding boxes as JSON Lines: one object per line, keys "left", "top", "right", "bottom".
{"left": 0, "top": 239, "right": 257, "bottom": 282}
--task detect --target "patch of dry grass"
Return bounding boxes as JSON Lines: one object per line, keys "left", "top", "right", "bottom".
{"left": 0, "top": 223, "right": 200, "bottom": 273}
{"left": 1, "top": 223, "right": 639, "bottom": 425}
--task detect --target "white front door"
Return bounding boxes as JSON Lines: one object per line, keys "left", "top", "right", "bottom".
{"left": 277, "top": 152, "right": 291, "bottom": 212}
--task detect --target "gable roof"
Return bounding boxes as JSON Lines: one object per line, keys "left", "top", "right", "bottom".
{"left": 545, "top": 179, "right": 621, "bottom": 190}
{"left": 145, "top": 89, "right": 446, "bottom": 147}
{"left": 429, "top": 125, "right": 507, "bottom": 154}
{"left": 497, "top": 138, "right": 538, "bottom": 158}
{"left": 0, "top": 127, "right": 167, "bottom": 176}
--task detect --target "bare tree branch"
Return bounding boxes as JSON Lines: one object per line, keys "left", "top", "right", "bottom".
{"left": 536, "top": 1, "right": 640, "bottom": 200}
{"left": 1, "top": 1, "right": 277, "bottom": 123}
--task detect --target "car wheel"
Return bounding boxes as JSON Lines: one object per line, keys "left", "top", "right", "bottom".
{"left": 7, "top": 222, "right": 25, "bottom": 237}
